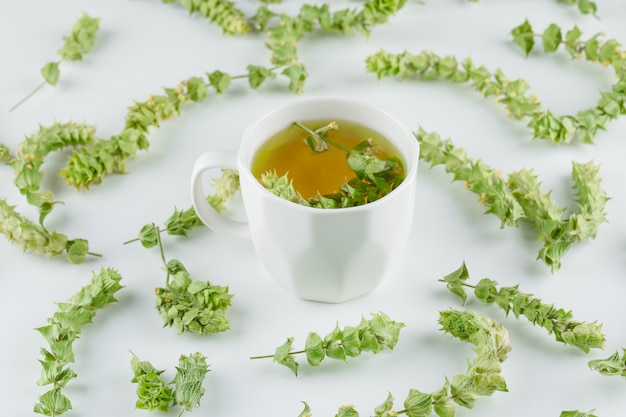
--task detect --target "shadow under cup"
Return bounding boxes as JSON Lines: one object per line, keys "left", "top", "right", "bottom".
{"left": 195, "top": 97, "right": 419, "bottom": 303}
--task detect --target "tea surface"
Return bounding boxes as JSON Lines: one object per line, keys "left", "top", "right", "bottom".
{"left": 251, "top": 119, "right": 403, "bottom": 200}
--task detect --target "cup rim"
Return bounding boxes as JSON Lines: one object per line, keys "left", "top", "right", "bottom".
{"left": 239, "top": 96, "right": 419, "bottom": 213}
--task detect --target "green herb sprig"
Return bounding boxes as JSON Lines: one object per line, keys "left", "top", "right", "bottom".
{"left": 34, "top": 267, "right": 124, "bottom": 416}
{"left": 161, "top": 0, "right": 249, "bottom": 35}
{"left": 130, "top": 353, "right": 174, "bottom": 412}
{"left": 0, "top": 198, "right": 91, "bottom": 263}
{"left": 588, "top": 349, "right": 626, "bottom": 378}
{"left": 128, "top": 169, "right": 239, "bottom": 247}
{"left": 300, "top": 309, "right": 511, "bottom": 417}
{"left": 261, "top": 121, "right": 404, "bottom": 208}
{"left": 440, "top": 261, "right": 605, "bottom": 353}
{"left": 252, "top": 0, "right": 407, "bottom": 93}
{"left": 250, "top": 312, "right": 404, "bottom": 376}
{"left": 366, "top": 20, "right": 626, "bottom": 144}
{"left": 10, "top": 12, "right": 100, "bottom": 112}
{"left": 149, "top": 221, "right": 233, "bottom": 335}
{"left": 415, "top": 128, "right": 608, "bottom": 271}
{"left": 130, "top": 352, "right": 210, "bottom": 416}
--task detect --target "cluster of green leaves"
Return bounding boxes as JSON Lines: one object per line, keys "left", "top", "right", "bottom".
{"left": 156, "top": 258, "right": 233, "bottom": 335}
{"left": 261, "top": 121, "right": 404, "bottom": 208}
{"left": 131, "top": 352, "right": 210, "bottom": 416}
{"left": 10, "top": 12, "right": 100, "bottom": 112}
{"left": 251, "top": 312, "right": 404, "bottom": 376}
{"left": 0, "top": 198, "right": 90, "bottom": 263}
{"left": 34, "top": 268, "right": 124, "bottom": 416}
{"left": 366, "top": 19, "right": 626, "bottom": 145}
{"left": 299, "top": 309, "right": 511, "bottom": 417}
{"left": 0, "top": 122, "right": 102, "bottom": 262}
{"left": 250, "top": 0, "right": 408, "bottom": 93}
{"left": 131, "top": 169, "right": 240, "bottom": 247}
{"left": 161, "top": 0, "right": 250, "bottom": 35}
{"left": 415, "top": 128, "right": 608, "bottom": 271}
{"left": 440, "top": 261, "right": 605, "bottom": 353}
{"left": 588, "top": 348, "right": 626, "bottom": 378}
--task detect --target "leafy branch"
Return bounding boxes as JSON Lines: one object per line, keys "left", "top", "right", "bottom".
{"left": 415, "top": 128, "right": 609, "bottom": 272}
{"left": 366, "top": 19, "right": 626, "bottom": 144}
{"left": 250, "top": 312, "right": 404, "bottom": 376}
{"left": 131, "top": 352, "right": 210, "bottom": 417}
{"left": 440, "top": 261, "right": 606, "bottom": 353}
{"left": 34, "top": 267, "right": 124, "bottom": 416}
{"left": 10, "top": 12, "right": 100, "bottom": 112}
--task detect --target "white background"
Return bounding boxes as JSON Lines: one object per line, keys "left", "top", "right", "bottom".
{"left": 1, "top": 0, "right": 626, "bottom": 416}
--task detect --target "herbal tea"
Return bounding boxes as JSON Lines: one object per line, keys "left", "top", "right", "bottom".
{"left": 251, "top": 119, "right": 405, "bottom": 204}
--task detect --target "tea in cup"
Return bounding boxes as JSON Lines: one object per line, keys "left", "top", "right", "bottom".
{"left": 190, "top": 96, "right": 419, "bottom": 303}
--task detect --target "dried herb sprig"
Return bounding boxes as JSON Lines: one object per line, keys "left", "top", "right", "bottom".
{"left": 366, "top": 20, "right": 625, "bottom": 144}
{"left": 130, "top": 352, "right": 210, "bottom": 416}
{"left": 127, "top": 169, "right": 240, "bottom": 248}
{"left": 149, "top": 221, "right": 233, "bottom": 335}
{"left": 300, "top": 309, "right": 511, "bottom": 417}
{"left": 415, "top": 128, "right": 608, "bottom": 271}
{"left": 588, "top": 349, "right": 626, "bottom": 378}
{"left": 161, "top": 0, "right": 249, "bottom": 35}
{"left": 250, "top": 312, "right": 404, "bottom": 376}
{"left": 10, "top": 12, "right": 100, "bottom": 112}
{"left": 440, "top": 261, "right": 605, "bottom": 353}
{"left": 34, "top": 267, "right": 124, "bottom": 416}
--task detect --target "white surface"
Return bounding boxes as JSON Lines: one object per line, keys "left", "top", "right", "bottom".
{"left": 1, "top": 1, "right": 626, "bottom": 416}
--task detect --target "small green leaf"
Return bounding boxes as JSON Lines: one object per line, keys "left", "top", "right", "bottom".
{"left": 41, "top": 62, "right": 60, "bottom": 86}
{"left": 511, "top": 19, "right": 535, "bottom": 56}
{"left": 305, "top": 332, "right": 325, "bottom": 367}
{"left": 541, "top": 24, "right": 562, "bottom": 53}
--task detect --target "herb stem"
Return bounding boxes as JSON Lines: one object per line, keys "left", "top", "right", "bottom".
{"left": 9, "top": 81, "right": 46, "bottom": 112}
{"left": 293, "top": 121, "right": 350, "bottom": 153}
{"left": 154, "top": 225, "right": 171, "bottom": 285}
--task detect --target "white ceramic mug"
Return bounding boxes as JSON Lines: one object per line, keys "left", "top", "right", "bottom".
{"left": 191, "top": 97, "right": 419, "bottom": 303}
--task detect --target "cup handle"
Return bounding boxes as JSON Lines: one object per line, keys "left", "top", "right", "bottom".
{"left": 190, "top": 151, "right": 251, "bottom": 240}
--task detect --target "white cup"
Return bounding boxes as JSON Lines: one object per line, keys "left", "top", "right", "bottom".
{"left": 191, "top": 97, "right": 419, "bottom": 303}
